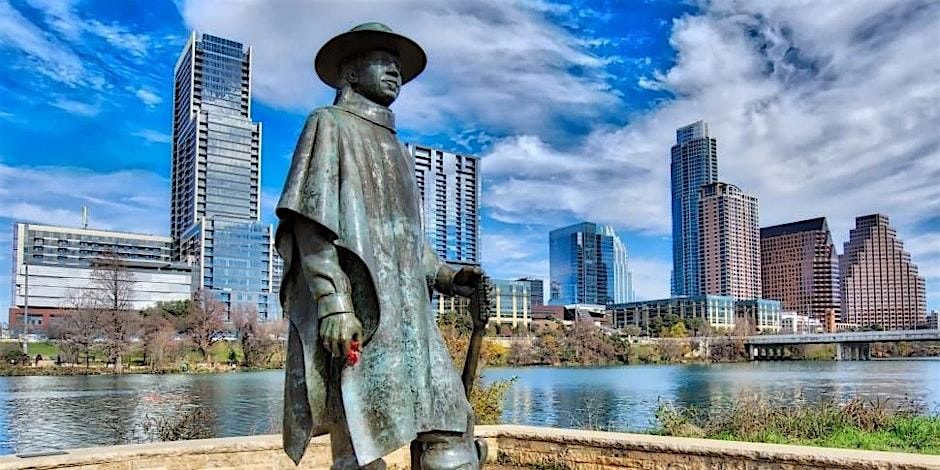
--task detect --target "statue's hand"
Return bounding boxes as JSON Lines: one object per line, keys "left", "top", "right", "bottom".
{"left": 452, "top": 266, "right": 485, "bottom": 298}
{"left": 319, "top": 312, "right": 363, "bottom": 358}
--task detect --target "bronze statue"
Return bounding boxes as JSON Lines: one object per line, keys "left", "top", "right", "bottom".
{"left": 275, "top": 22, "right": 488, "bottom": 469}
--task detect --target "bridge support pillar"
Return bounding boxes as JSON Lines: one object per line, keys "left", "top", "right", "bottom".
{"left": 835, "top": 343, "right": 844, "bottom": 361}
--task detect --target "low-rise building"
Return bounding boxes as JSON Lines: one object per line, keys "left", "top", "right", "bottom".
{"left": 491, "top": 278, "right": 530, "bottom": 329}
{"left": 780, "top": 312, "right": 823, "bottom": 334}
{"left": 609, "top": 296, "right": 781, "bottom": 335}
{"left": 734, "top": 299, "right": 782, "bottom": 333}
{"left": 9, "top": 223, "right": 192, "bottom": 332}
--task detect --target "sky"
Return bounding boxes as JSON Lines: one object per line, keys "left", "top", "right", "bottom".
{"left": 0, "top": 0, "right": 938, "bottom": 314}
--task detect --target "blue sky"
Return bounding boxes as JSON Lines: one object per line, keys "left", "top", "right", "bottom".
{"left": 1, "top": 0, "right": 938, "bottom": 314}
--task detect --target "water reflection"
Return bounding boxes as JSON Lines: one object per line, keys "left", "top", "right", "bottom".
{"left": 486, "top": 360, "right": 940, "bottom": 431}
{"left": 2, "top": 361, "right": 940, "bottom": 455}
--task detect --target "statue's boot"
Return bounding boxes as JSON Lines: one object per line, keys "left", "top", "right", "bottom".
{"left": 416, "top": 432, "right": 480, "bottom": 470}
{"left": 413, "top": 416, "right": 486, "bottom": 470}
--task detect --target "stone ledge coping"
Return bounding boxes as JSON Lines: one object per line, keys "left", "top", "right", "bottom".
{"left": 1, "top": 425, "right": 938, "bottom": 469}
{"left": 487, "top": 425, "right": 940, "bottom": 468}
{"left": 0, "top": 434, "right": 330, "bottom": 469}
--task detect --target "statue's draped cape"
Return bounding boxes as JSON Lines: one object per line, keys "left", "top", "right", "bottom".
{"left": 275, "top": 96, "right": 470, "bottom": 466}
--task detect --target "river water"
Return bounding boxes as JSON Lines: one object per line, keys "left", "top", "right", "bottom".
{"left": 2, "top": 360, "right": 939, "bottom": 455}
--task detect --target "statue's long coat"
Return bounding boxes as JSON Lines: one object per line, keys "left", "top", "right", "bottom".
{"left": 275, "top": 95, "right": 471, "bottom": 466}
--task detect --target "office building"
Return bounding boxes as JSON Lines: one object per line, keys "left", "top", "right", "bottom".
{"left": 780, "top": 312, "right": 823, "bottom": 334}
{"left": 549, "top": 222, "right": 632, "bottom": 305}
{"left": 171, "top": 32, "right": 279, "bottom": 319}
{"left": 733, "top": 299, "right": 782, "bottom": 333}
{"left": 671, "top": 120, "right": 718, "bottom": 296}
{"left": 610, "top": 296, "right": 780, "bottom": 334}
{"left": 9, "top": 223, "right": 192, "bottom": 331}
{"left": 516, "top": 277, "right": 544, "bottom": 307}
{"left": 698, "top": 182, "right": 761, "bottom": 299}
{"left": 491, "top": 278, "right": 530, "bottom": 329}
{"left": 760, "top": 218, "right": 840, "bottom": 322}
{"left": 407, "top": 143, "right": 480, "bottom": 265}
{"left": 926, "top": 310, "right": 939, "bottom": 330}
{"left": 840, "top": 214, "right": 926, "bottom": 330}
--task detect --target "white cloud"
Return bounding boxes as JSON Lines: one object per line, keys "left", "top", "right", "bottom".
{"left": 178, "top": 0, "right": 620, "bottom": 137}
{"left": 482, "top": 229, "right": 549, "bottom": 281}
{"left": 0, "top": 0, "right": 92, "bottom": 86}
{"left": 49, "top": 98, "right": 100, "bottom": 116}
{"left": 629, "top": 256, "right": 672, "bottom": 301}
{"left": 133, "top": 129, "right": 171, "bottom": 144}
{"left": 483, "top": 0, "right": 940, "bottom": 242}
{"left": 134, "top": 88, "right": 162, "bottom": 107}
{"left": 905, "top": 232, "right": 940, "bottom": 280}
{"left": 0, "top": 164, "right": 169, "bottom": 236}
{"left": 25, "top": 0, "right": 150, "bottom": 57}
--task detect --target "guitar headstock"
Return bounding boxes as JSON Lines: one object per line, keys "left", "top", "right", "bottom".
{"left": 469, "top": 275, "right": 494, "bottom": 328}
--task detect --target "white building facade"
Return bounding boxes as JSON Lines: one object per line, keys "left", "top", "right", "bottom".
{"left": 9, "top": 223, "right": 192, "bottom": 331}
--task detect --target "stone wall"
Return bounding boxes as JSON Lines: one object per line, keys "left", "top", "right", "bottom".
{"left": 491, "top": 425, "right": 940, "bottom": 469}
{"left": 1, "top": 425, "right": 939, "bottom": 469}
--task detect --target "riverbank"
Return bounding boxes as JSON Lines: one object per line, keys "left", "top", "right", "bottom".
{"left": 655, "top": 396, "right": 940, "bottom": 454}
{"left": 499, "top": 333, "right": 940, "bottom": 367}
{"left": 0, "top": 340, "right": 282, "bottom": 376}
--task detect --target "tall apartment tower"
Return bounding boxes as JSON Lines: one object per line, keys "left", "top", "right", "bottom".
{"left": 671, "top": 121, "right": 718, "bottom": 296}
{"left": 549, "top": 222, "right": 633, "bottom": 305}
{"left": 698, "top": 182, "right": 761, "bottom": 300}
{"left": 407, "top": 143, "right": 480, "bottom": 266}
{"left": 760, "top": 218, "right": 840, "bottom": 321}
{"left": 171, "top": 32, "right": 279, "bottom": 319}
{"left": 840, "top": 214, "right": 926, "bottom": 330}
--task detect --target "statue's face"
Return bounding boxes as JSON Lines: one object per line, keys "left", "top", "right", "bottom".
{"left": 346, "top": 50, "right": 402, "bottom": 106}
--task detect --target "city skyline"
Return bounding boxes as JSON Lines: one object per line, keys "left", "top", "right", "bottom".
{"left": 0, "top": 1, "right": 938, "bottom": 315}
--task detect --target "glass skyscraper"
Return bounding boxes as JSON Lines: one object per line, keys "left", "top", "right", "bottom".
{"left": 549, "top": 222, "right": 632, "bottom": 305}
{"left": 171, "top": 32, "right": 279, "bottom": 320}
{"left": 671, "top": 120, "right": 718, "bottom": 296}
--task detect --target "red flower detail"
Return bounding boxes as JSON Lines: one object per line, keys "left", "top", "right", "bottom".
{"left": 346, "top": 340, "right": 361, "bottom": 366}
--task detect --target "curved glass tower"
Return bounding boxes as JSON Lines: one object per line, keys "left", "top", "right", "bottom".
{"left": 670, "top": 121, "right": 718, "bottom": 296}
{"left": 549, "top": 222, "right": 632, "bottom": 305}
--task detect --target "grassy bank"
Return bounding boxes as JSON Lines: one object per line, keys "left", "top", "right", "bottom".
{"left": 0, "top": 341, "right": 282, "bottom": 376}
{"left": 655, "top": 395, "right": 940, "bottom": 454}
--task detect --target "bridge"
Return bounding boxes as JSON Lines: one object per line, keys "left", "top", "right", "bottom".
{"left": 741, "top": 329, "right": 940, "bottom": 361}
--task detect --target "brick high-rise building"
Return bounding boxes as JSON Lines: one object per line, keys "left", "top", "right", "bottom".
{"left": 840, "top": 214, "right": 926, "bottom": 330}
{"left": 698, "top": 182, "right": 761, "bottom": 300}
{"left": 760, "top": 218, "right": 840, "bottom": 322}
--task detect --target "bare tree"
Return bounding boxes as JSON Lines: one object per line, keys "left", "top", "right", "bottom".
{"left": 51, "top": 291, "right": 101, "bottom": 368}
{"left": 140, "top": 314, "right": 180, "bottom": 371}
{"left": 232, "top": 304, "right": 260, "bottom": 367}
{"left": 89, "top": 254, "right": 140, "bottom": 373}
{"left": 185, "top": 290, "right": 226, "bottom": 364}
{"left": 232, "top": 305, "right": 288, "bottom": 368}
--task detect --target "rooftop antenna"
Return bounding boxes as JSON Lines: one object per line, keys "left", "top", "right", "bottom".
{"left": 82, "top": 205, "right": 88, "bottom": 229}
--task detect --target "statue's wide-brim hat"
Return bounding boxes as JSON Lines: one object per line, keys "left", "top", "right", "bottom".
{"left": 315, "top": 22, "right": 427, "bottom": 89}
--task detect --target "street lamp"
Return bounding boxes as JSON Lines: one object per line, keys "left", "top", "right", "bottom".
{"left": 16, "top": 264, "right": 29, "bottom": 354}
